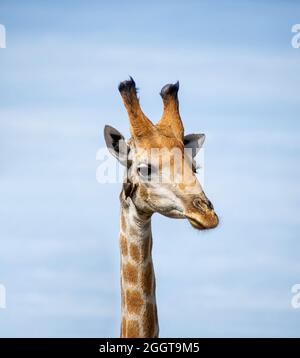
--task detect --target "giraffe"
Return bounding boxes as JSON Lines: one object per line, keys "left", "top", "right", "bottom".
{"left": 104, "top": 77, "right": 219, "bottom": 338}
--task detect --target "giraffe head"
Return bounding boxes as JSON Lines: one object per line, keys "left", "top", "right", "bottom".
{"left": 104, "top": 78, "right": 218, "bottom": 230}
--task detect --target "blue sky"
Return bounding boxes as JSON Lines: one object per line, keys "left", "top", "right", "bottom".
{"left": 0, "top": 0, "right": 300, "bottom": 337}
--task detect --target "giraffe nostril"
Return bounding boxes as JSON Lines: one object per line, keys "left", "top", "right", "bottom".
{"left": 193, "top": 198, "right": 214, "bottom": 211}
{"left": 193, "top": 198, "right": 206, "bottom": 212}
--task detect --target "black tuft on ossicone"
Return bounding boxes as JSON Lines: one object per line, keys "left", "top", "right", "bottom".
{"left": 118, "top": 76, "right": 137, "bottom": 94}
{"left": 160, "top": 81, "right": 179, "bottom": 99}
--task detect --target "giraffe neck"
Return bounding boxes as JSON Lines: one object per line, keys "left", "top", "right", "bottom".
{"left": 119, "top": 195, "right": 159, "bottom": 338}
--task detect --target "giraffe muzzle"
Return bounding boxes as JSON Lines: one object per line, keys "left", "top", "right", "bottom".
{"left": 186, "top": 197, "right": 219, "bottom": 230}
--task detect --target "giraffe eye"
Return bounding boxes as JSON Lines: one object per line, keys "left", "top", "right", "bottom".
{"left": 137, "top": 164, "right": 152, "bottom": 177}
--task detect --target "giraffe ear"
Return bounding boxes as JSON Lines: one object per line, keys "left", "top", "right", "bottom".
{"left": 183, "top": 133, "right": 205, "bottom": 158}
{"left": 104, "top": 125, "right": 129, "bottom": 166}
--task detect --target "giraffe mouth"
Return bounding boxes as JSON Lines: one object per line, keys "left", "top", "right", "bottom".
{"left": 161, "top": 208, "right": 219, "bottom": 230}
{"left": 187, "top": 217, "right": 206, "bottom": 230}
{"left": 185, "top": 212, "right": 219, "bottom": 230}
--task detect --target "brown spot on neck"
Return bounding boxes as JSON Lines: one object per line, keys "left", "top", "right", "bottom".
{"left": 143, "top": 302, "right": 157, "bottom": 338}
{"left": 141, "top": 262, "right": 154, "bottom": 296}
{"left": 141, "top": 237, "right": 151, "bottom": 261}
{"left": 120, "top": 234, "right": 128, "bottom": 257}
{"left": 129, "top": 243, "right": 140, "bottom": 262}
{"left": 126, "top": 289, "right": 143, "bottom": 314}
{"left": 123, "top": 262, "right": 138, "bottom": 284}
{"left": 121, "top": 317, "right": 127, "bottom": 337}
{"left": 127, "top": 320, "right": 140, "bottom": 338}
